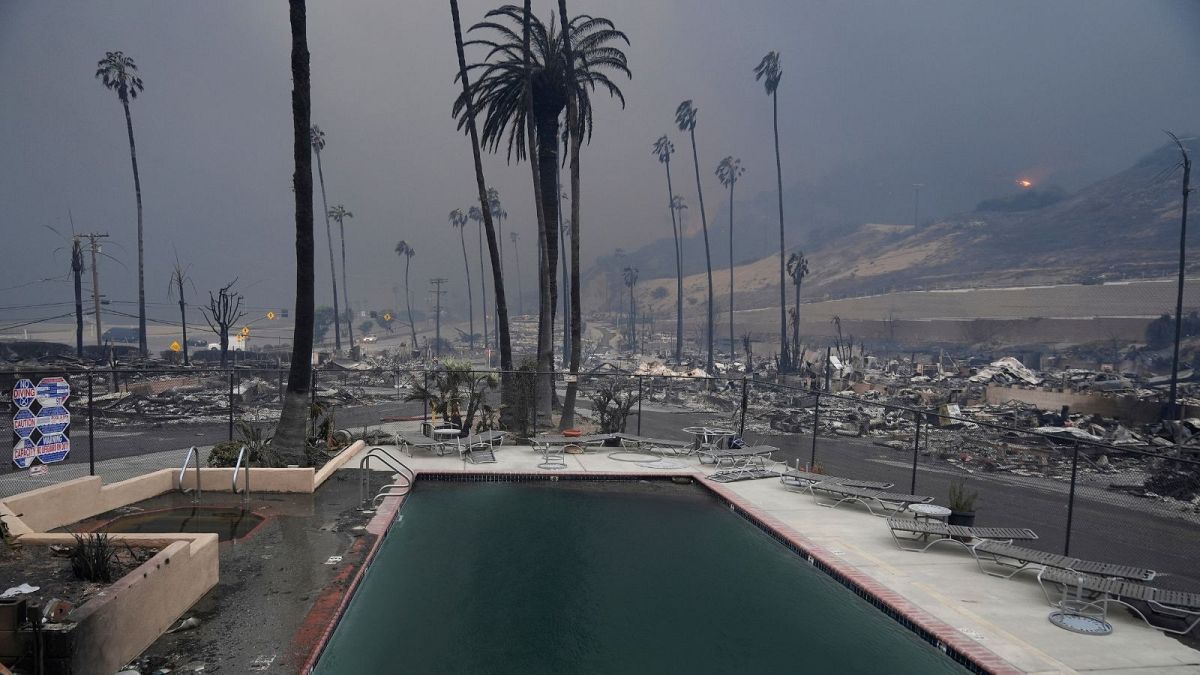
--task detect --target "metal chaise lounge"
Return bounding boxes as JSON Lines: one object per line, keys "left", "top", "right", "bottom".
{"left": 972, "top": 540, "right": 1156, "bottom": 582}
{"left": 395, "top": 433, "right": 448, "bottom": 457}
{"left": 531, "top": 433, "right": 617, "bottom": 453}
{"left": 811, "top": 484, "right": 933, "bottom": 516}
{"left": 458, "top": 430, "right": 508, "bottom": 464}
{"left": 614, "top": 433, "right": 693, "bottom": 455}
{"left": 698, "top": 445, "right": 779, "bottom": 467}
{"left": 886, "top": 517, "right": 1038, "bottom": 553}
{"left": 779, "top": 470, "right": 894, "bottom": 493}
{"left": 1037, "top": 567, "right": 1200, "bottom": 635}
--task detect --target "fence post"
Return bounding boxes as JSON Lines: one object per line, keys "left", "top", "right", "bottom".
{"left": 423, "top": 368, "right": 429, "bottom": 422}
{"left": 228, "top": 370, "right": 235, "bottom": 441}
{"left": 738, "top": 376, "right": 748, "bottom": 437}
{"left": 810, "top": 392, "right": 821, "bottom": 469}
{"left": 1064, "top": 442, "right": 1080, "bottom": 556}
{"left": 910, "top": 409, "right": 921, "bottom": 495}
{"left": 87, "top": 373, "right": 95, "bottom": 477}
{"left": 637, "top": 376, "right": 644, "bottom": 435}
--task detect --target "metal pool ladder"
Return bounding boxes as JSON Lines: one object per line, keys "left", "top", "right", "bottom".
{"left": 359, "top": 446, "right": 414, "bottom": 510}
{"left": 179, "top": 446, "right": 201, "bottom": 503}
{"left": 232, "top": 445, "right": 251, "bottom": 508}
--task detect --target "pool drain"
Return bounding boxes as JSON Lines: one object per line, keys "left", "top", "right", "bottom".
{"left": 1048, "top": 611, "right": 1111, "bottom": 635}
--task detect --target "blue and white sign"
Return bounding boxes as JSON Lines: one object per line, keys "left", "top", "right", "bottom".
{"left": 13, "top": 409, "right": 36, "bottom": 439}
{"left": 35, "top": 406, "right": 70, "bottom": 435}
{"left": 12, "top": 379, "right": 36, "bottom": 409}
{"left": 35, "top": 377, "right": 70, "bottom": 407}
{"left": 12, "top": 438, "right": 36, "bottom": 469}
{"left": 35, "top": 433, "right": 70, "bottom": 464}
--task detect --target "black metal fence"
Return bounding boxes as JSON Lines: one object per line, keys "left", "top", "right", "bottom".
{"left": 3, "top": 365, "right": 1198, "bottom": 593}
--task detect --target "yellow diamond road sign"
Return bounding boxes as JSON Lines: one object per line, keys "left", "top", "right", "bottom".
{"left": 240, "top": 326, "right": 250, "bottom": 337}
{"left": 169, "top": 340, "right": 181, "bottom": 352}
{"left": 383, "top": 313, "right": 392, "bottom": 321}
{"left": 266, "top": 310, "right": 276, "bottom": 320}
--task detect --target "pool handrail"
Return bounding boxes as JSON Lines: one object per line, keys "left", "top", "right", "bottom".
{"left": 359, "top": 446, "right": 414, "bottom": 507}
{"left": 179, "top": 446, "right": 201, "bottom": 503}
{"left": 232, "top": 444, "right": 251, "bottom": 508}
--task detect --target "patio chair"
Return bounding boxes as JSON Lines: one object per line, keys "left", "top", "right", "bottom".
{"left": 1037, "top": 567, "right": 1200, "bottom": 635}
{"left": 615, "top": 433, "right": 693, "bottom": 454}
{"left": 811, "top": 484, "right": 933, "bottom": 516}
{"left": 972, "top": 540, "right": 1155, "bottom": 582}
{"left": 458, "top": 430, "right": 508, "bottom": 464}
{"left": 395, "top": 433, "right": 446, "bottom": 458}
{"left": 698, "top": 445, "right": 778, "bottom": 467}
{"left": 779, "top": 469, "right": 894, "bottom": 492}
{"left": 886, "top": 517, "right": 1038, "bottom": 553}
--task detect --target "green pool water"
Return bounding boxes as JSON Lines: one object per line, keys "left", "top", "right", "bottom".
{"left": 315, "top": 480, "right": 967, "bottom": 674}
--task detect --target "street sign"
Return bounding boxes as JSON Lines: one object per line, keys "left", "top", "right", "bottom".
{"left": 266, "top": 311, "right": 276, "bottom": 320}
{"left": 12, "top": 379, "right": 35, "bottom": 409}
{"left": 241, "top": 326, "right": 251, "bottom": 337}
{"left": 169, "top": 340, "right": 182, "bottom": 352}
{"left": 35, "top": 377, "right": 70, "bottom": 407}
{"left": 383, "top": 313, "right": 392, "bottom": 322}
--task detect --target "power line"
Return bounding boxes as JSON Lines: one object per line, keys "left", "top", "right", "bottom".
{"left": 0, "top": 312, "right": 78, "bottom": 332}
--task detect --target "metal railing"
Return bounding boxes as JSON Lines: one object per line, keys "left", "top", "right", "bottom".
{"left": 231, "top": 444, "right": 250, "bottom": 508}
{"left": 178, "top": 445, "right": 201, "bottom": 503}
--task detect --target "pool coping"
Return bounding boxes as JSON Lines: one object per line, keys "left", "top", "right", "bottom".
{"left": 299, "top": 469, "right": 1021, "bottom": 675}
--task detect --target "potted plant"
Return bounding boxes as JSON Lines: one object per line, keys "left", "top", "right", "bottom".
{"left": 948, "top": 480, "right": 978, "bottom": 527}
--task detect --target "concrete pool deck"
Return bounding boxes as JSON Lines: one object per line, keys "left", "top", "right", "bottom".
{"left": 352, "top": 431, "right": 1200, "bottom": 675}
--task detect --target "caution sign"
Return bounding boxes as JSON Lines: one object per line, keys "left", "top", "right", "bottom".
{"left": 170, "top": 340, "right": 182, "bottom": 352}
{"left": 12, "top": 376, "right": 71, "bottom": 469}
{"left": 266, "top": 310, "right": 276, "bottom": 320}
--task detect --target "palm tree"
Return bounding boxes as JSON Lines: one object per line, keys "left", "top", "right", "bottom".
{"left": 274, "top": 0, "right": 315, "bottom": 465}
{"left": 395, "top": 241, "right": 418, "bottom": 351}
{"left": 449, "top": 209, "right": 475, "bottom": 350}
{"left": 510, "top": 230, "right": 524, "bottom": 315}
{"left": 559, "top": 218, "right": 571, "bottom": 361}
{"left": 487, "top": 187, "right": 506, "bottom": 275}
{"left": 755, "top": 51, "right": 788, "bottom": 370}
{"left": 716, "top": 155, "right": 744, "bottom": 360}
{"left": 96, "top": 51, "right": 148, "bottom": 356}
{"left": 676, "top": 100, "right": 714, "bottom": 372}
{"left": 467, "top": 205, "right": 489, "bottom": 349}
{"left": 450, "top": 0, "right": 513, "bottom": 409}
{"left": 310, "top": 125, "right": 342, "bottom": 351}
{"left": 623, "top": 266, "right": 638, "bottom": 352}
{"left": 653, "top": 135, "right": 684, "bottom": 364}
{"left": 787, "top": 251, "right": 808, "bottom": 361}
{"left": 328, "top": 204, "right": 355, "bottom": 349}
{"left": 455, "top": 4, "right": 630, "bottom": 419}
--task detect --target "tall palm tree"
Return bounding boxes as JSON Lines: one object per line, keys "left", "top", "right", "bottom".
{"left": 450, "top": 0, "right": 513, "bottom": 406}
{"left": 395, "top": 241, "right": 418, "bottom": 350}
{"left": 716, "top": 155, "right": 744, "bottom": 360}
{"left": 455, "top": 5, "right": 630, "bottom": 418}
{"left": 755, "top": 51, "right": 788, "bottom": 370}
{"left": 510, "top": 230, "right": 524, "bottom": 315}
{"left": 676, "top": 100, "right": 714, "bottom": 372}
{"left": 487, "top": 187, "right": 506, "bottom": 275}
{"left": 328, "top": 204, "right": 355, "bottom": 349}
{"left": 467, "top": 205, "right": 489, "bottom": 349}
{"left": 559, "top": 218, "right": 571, "bottom": 361}
{"left": 449, "top": 208, "right": 475, "bottom": 350}
{"left": 310, "top": 125, "right": 342, "bottom": 351}
{"left": 274, "top": 0, "right": 315, "bottom": 465}
{"left": 653, "top": 135, "right": 684, "bottom": 363}
{"left": 96, "top": 51, "right": 148, "bottom": 356}
{"left": 623, "top": 266, "right": 638, "bottom": 352}
{"left": 786, "top": 251, "right": 809, "bottom": 361}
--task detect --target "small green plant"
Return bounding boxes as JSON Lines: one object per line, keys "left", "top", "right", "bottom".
{"left": 948, "top": 480, "right": 978, "bottom": 513}
{"left": 71, "top": 532, "right": 116, "bottom": 582}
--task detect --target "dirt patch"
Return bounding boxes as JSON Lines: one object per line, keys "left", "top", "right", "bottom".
{"left": 0, "top": 541, "right": 150, "bottom": 613}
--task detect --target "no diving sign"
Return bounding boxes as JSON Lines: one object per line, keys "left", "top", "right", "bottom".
{"left": 11, "top": 376, "right": 71, "bottom": 469}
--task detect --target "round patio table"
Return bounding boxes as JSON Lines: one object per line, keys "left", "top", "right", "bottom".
{"left": 682, "top": 426, "right": 735, "bottom": 453}
{"left": 907, "top": 503, "right": 951, "bottom": 523}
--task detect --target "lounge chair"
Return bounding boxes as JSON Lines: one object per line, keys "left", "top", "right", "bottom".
{"left": 811, "top": 484, "right": 933, "bottom": 516}
{"left": 972, "top": 540, "right": 1155, "bottom": 582}
{"left": 698, "top": 445, "right": 778, "bottom": 467}
{"left": 1037, "top": 567, "right": 1200, "bottom": 635}
{"left": 779, "top": 470, "right": 894, "bottom": 492}
{"left": 531, "top": 433, "right": 617, "bottom": 453}
{"left": 614, "top": 433, "right": 693, "bottom": 454}
{"left": 458, "top": 430, "right": 508, "bottom": 464}
{"left": 395, "top": 433, "right": 447, "bottom": 457}
{"left": 886, "top": 517, "right": 1038, "bottom": 553}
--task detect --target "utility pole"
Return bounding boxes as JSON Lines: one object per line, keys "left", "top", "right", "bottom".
{"left": 1167, "top": 132, "right": 1192, "bottom": 420}
{"left": 79, "top": 233, "right": 109, "bottom": 347}
{"left": 430, "top": 277, "right": 448, "bottom": 357}
{"left": 71, "top": 237, "right": 84, "bottom": 357}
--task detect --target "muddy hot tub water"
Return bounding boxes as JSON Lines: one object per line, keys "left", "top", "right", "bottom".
{"left": 315, "top": 480, "right": 968, "bottom": 674}
{"left": 99, "top": 507, "right": 264, "bottom": 542}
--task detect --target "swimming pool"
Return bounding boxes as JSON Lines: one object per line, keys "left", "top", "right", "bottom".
{"left": 314, "top": 478, "right": 969, "bottom": 673}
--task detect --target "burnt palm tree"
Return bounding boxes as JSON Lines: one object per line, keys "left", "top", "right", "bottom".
{"left": 96, "top": 51, "right": 148, "bottom": 356}
{"left": 755, "top": 51, "right": 788, "bottom": 370}
{"left": 455, "top": 4, "right": 630, "bottom": 419}
{"left": 310, "top": 125, "right": 342, "bottom": 351}
{"left": 275, "top": 0, "right": 315, "bottom": 465}
{"left": 395, "top": 241, "right": 418, "bottom": 350}
{"left": 787, "top": 251, "right": 809, "bottom": 361}
{"left": 449, "top": 209, "right": 475, "bottom": 350}
{"left": 716, "top": 156, "right": 744, "bottom": 359}
{"left": 510, "top": 230, "right": 524, "bottom": 316}
{"left": 676, "top": 100, "right": 714, "bottom": 371}
{"left": 467, "top": 205, "right": 489, "bottom": 349}
{"left": 328, "top": 204, "right": 355, "bottom": 349}
{"left": 653, "top": 135, "right": 684, "bottom": 363}
{"left": 623, "top": 266, "right": 638, "bottom": 352}
{"left": 487, "top": 187, "right": 506, "bottom": 274}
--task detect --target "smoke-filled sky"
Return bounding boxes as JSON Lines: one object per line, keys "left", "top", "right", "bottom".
{"left": 2, "top": 0, "right": 1198, "bottom": 328}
